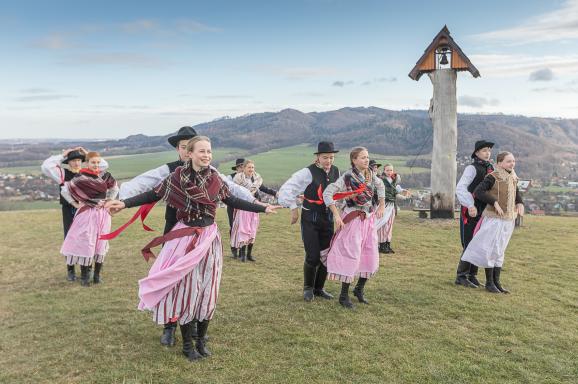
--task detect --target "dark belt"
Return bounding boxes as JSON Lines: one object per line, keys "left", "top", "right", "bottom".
{"left": 141, "top": 226, "right": 203, "bottom": 262}
{"left": 342, "top": 210, "right": 366, "bottom": 224}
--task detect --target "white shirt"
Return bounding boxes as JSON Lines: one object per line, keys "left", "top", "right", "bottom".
{"left": 118, "top": 163, "right": 255, "bottom": 202}
{"left": 455, "top": 165, "right": 476, "bottom": 208}
{"left": 41, "top": 154, "right": 109, "bottom": 184}
{"left": 277, "top": 167, "right": 313, "bottom": 210}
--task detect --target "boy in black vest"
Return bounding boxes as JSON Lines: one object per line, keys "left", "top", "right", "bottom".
{"left": 278, "top": 142, "right": 340, "bottom": 301}
{"left": 455, "top": 140, "right": 495, "bottom": 287}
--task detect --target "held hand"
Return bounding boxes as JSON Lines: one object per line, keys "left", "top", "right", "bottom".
{"left": 376, "top": 205, "right": 385, "bottom": 219}
{"left": 402, "top": 189, "right": 412, "bottom": 198}
{"left": 290, "top": 208, "right": 299, "bottom": 225}
{"left": 516, "top": 203, "right": 524, "bottom": 217}
{"left": 264, "top": 205, "right": 282, "bottom": 214}
{"left": 105, "top": 200, "right": 126, "bottom": 211}
{"left": 334, "top": 216, "right": 345, "bottom": 231}
{"left": 467, "top": 206, "right": 478, "bottom": 218}
{"left": 494, "top": 201, "right": 504, "bottom": 217}
{"left": 71, "top": 201, "right": 80, "bottom": 209}
{"left": 78, "top": 147, "right": 88, "bottom": 155}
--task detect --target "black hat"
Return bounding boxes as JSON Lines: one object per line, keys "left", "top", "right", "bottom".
{"left": 471, "top": 140, "right": 495, "bottom": 158}
{"left": 62, "top": 150, "right": 85, "bottom": 164}
{"left": 168, "top": 126, "right": 198, "bottom": 148}
{"left": 314, "top": 141, "right": 339, "bottom": 154}
{"left": 369, "top": 159, "right": 382, "bottom": 168}
{"left": 231, "top": 158, "right": 246, "bottom": 171}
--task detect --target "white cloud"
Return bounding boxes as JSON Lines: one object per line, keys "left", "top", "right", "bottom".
{"left": 260, "top": 66, "right": 339, "bottom": 80}
{"left": 469, "top": 53, "right": 578, "bottom": 77}
{"left": 529, "top": 68, "right": 554, "bottom": 81}
{"left": 58, "top": 52, "right": 168, "bottom": 68}
{"left": 458, "top": 95, "right": 500, "bottom": 108}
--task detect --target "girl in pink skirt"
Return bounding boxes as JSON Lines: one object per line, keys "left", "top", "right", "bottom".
{"left": 60, "top": 151, "right": 118, "bottom": 286}
{"left": 231, "top": 160, "right": 277, "bottom": 262}
{"left": 322, "top": 147, "right": 386, "bottom": 309}
{"left": 105, "top": 136, "right": 279, "bottom": 361}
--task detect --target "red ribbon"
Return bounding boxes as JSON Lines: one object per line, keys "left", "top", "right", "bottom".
{"left": 99, "top": 202, "right": 157, "bottom": 240}
{"left": 304, "top": 183, "right": 368, "bottom": 205}
{"left": 79, "top": 168, "right": 100, "bottom": 176}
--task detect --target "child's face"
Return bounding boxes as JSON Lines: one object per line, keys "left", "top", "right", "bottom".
{"left": 384, "top": 166, "right": 394, "bottom": 177}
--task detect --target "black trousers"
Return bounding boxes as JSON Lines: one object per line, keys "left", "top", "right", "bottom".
{"left": 61, "top": 204, "right": 76, "bottom": 239}
{"left": 458, "top": 211, "right": 482, "bottom": 277}
{"left": 300, "top": 210, "right": 333, "bottom": 267}
{"left": 164, "top": 217, "right": 178, "bottom": 235}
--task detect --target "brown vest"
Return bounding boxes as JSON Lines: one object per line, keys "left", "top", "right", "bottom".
{"left": 483, "top": 168, "right": 518, "bottom": 220}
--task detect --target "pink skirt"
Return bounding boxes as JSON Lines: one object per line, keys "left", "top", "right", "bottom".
{"left": 230, "top": 209, "right": 259, "bottom": 248}
{"left": 60, "top": 207, "right": 111, "bottom": 265}
{"left": 138, "top": 222, "right": 222, "bottom": 324}
{"left": 323, "top": 211, "right": 379, "bottom": 283}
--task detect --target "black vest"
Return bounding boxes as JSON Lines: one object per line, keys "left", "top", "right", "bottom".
{"left": 302, "top": 164, "right": 339, "bottom": 213}
{"left": 467, "top": 162, "right": 492, "bottom": 213}
{"left": 59, "top": 169, "right": 77, "bottom": 206}
{"left": 165, "top": 160, "right": 184, "bottom": 220}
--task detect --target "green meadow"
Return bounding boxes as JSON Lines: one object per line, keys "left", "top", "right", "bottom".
{"left": 1, "top": 209, "right": 576, "bottom": 383}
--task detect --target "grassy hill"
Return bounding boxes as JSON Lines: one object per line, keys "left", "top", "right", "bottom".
{"left": 1, "top": 210, "right": 576, "bottom": 383}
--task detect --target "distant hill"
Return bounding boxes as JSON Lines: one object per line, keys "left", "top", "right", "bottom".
{"left": 1, "top": 107, "right": 576, "bottom": 181}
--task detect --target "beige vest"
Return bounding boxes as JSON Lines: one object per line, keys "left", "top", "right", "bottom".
{"left": 483, "top": 168, "right": 518, "bottom": 221}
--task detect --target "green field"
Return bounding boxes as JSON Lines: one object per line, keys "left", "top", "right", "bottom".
{"left": 1, "top": 210, "right": 576, "bottom": 383}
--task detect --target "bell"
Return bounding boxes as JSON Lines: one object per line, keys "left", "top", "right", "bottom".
{"left": 440, "top": 53, "right": 449, "bottom": 65}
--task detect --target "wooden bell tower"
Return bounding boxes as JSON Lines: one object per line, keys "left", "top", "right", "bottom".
{"left": 409, "top": 26, "right": 480, "bottom": 219}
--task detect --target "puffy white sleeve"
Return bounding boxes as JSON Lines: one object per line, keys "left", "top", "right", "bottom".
{"left": 278, "top": 168, "right": 312, "bottom": 209}
{"left": 99, "top": 158, "right": 109, "bottom": 172}
{"left": 322, "top": 176, "right": 347, "bottom": 207}
{"left": 119, "top": 164, "right": 170, "bottom": 199}
{"left": 456, "top": 165, "right": 476, "bottom": 208}
{"left": 218, "top": 171, "right": 255, "bottom": 202}
{"left": 60, "top": 184, "right": 76, "bottom": 205}
{"left": 374, "top": 175, "right": 385, "bottom": 199}
{"left": 41, "top": 154, "right": 66, "bottom": 184}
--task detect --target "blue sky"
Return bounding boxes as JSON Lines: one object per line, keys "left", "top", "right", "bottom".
{"left": 1, "top": 0, "right": 577, "bottom": 138}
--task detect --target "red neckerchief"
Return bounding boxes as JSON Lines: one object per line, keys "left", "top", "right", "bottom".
{"left": 79, "top": 168, "right": 100, "bottom": 176}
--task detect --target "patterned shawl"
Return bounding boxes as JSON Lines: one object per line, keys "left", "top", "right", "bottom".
{"left": 154, "top": 161, "right": 230, "bottom": 221}
{"left": 473, "top": 156, "right": 494, "bottom": 174}
{"left": 343, "top": 167, "right": 375, "bottom": 207}
{"left": 233, "top": 172, "right": 263, "bottom": 195}
{"left": 68, "top": 170, "right": 117, "bottom": 207}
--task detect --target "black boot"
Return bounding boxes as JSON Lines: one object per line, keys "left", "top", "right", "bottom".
{"left": 378, "top": 242, "right": 387, "bottom": 254}
{"left": 93, "top": 262, "right": 103, "bottom": 284}
{"left": 303, "top": 262, "right": 316, "bottom": 302}
{"left": 313, "top": 264, "right": 333, "bottom": 299}
{"left": 493, "top": 267, "right": 510, "bottom": 294}
{"left": 484, "top": 268, "right": 501, "bottom": 293}
{"left": 246, "top": 244, "right": 256, "bottom": 262}
{"left": 468, "top": 264, "right": 481, "bottom": 287}
{"left": 352, "top": 278, "right": 369, "bottom": 304}
{"left": 66, "top": 265, "right": 76, "bottom": 282}
{"left": 160, "top": 322, "right": 177, "bottom": 346}
{"left": 80, "top": 265, "right": 91, "bottom": 287}
{"left": 455, "top": 260, "right": 478, "bottom": 288}
{"left": 231, "top": 247, "right": 238, "bottom": 259}
{"left": 195, "top": 320, "right": 211, "bottom": 357}
{"left": 386, "top": 242, "right": 395, "bottom": 254}
{"left": 180, "top": 322, "right": 202, "bottom": 361}
{"left": 239, "top": 246, "right": 247, "bottom": 262}
{"left": 338, "top": 282, "right": 354, "bottom": 309}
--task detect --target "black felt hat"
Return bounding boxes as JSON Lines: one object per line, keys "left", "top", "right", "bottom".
{"left": 62, "top": 150, "right": 85, "bottom": 164}
{"left": 314, "top": 141, "right": 339, "bottom": 154}
{"left": 471, "top": 140, "right": 495, "bottom": 158}
{"left": 168, "top": 126, "right": 198, "bottom": 148}
{"left": 369, "top": 159, "right": 382, "bottom": 168}
{"left": 231, "top": 158, "right": 246, "bottom": 171}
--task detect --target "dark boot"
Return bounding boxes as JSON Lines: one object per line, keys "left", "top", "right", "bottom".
{"left": 239, "top": 246, "right": 247, "bottom": 262}
{"left": 93, "top": 262, "right": 103, "bottom": 284}
{"left": 493, "top": 267, "right": 510, "bottom": 294}
{"left": 80, "top": 265, "right": 91, "bottom": 287}
{"left": 303, "top": 262, "right": 316, "bottom": 302}
{"left": 180, "top": 322, "right": 202, "bottom": 361}
{"left": 195, "top": 320, "right": 211, "bottom": 357}
{"left": 160, "top": 322, "right": 176, "bottom": 346}
{"left": 378, "top": 242, "right": 387, "bottom": 254}
{"left": 66, "top": 265, "right": 76, "bottom": 282}
{"left": 484, "top": 268, "right": 501, "bottom": 293}
{"left": 455, "top": 260, "right": 478, "bottom": 288}
{"left": 386, "top": 242, "right": 395, "bottom": 254}
{"left": 338, "top": 282, "right": 354, "bottom": 309}
{"left": 468, "top": 264, "right": 481, "bottom": 287}
{"left": 352, "top": 278, "right": 369, "bottom": 304}
{"left": 313, "top": 264, "right": 333, "bottom": 299}
{"left": 231, "top": 247, "right": 238, "bottom": 259}
{"left": 246, "top": 244, "right": 256, "bottom": 262}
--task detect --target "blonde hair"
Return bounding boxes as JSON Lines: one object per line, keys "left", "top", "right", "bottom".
{"left": 186, "top": 136, "right": 210, "bottom": 152}
{"left": 243, "top": 159, "right": 254, "bottom": 167}
{"left": 350, "top": 146, "right": 371, "bottom": 179}
{"left": 496, "top": 151, "right": 513, "bottom": 163}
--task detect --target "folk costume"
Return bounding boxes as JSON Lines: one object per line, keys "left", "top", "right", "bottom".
{"left": 461, "top": 166, "right": 523, "bottom": 293}
{"left": 41, "top": 151, "right": 109, "bottom": 281}
{"left": 374, "top": 172, "right": 406, "bottom": 254}
{"left": 454, "top": 140, "right": 495, "bottom": 288}
{"left": 60, "top": 168, "right": 118, "bottom": 286}
{"left": 116, "top": 161, "right": 267, "bottom": 361}
{"left": 322, "top": 165, "right": 385, "bottom": 308}
{"left": 278, "top": 142, "right": 340, "bottom": 301}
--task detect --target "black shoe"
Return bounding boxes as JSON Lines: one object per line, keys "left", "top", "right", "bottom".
{"left": 339, "top": 282, "right": 354, "bottom": 309}
{"left": 195, "top": 321, "right": 211, "bottom": 357}
{"left": 80, "top": 265, "right": 91, "bottom": 287}
{"left": 352, "top": 278, "right": 369, "bottom": 304}
{"left": 93, "top": 262, "right": 103, "bottom": 284}
{"left": 246, "top": 244, "right": 256, "bottom": 262}
{"left": 484, "top": 268, "right": 501, "bottom": 293}
{"left": 303, "top": 262, "right": 317, "bottom": 302}
{"left": 385, "top": 242, "right": 395, "bottom": 254}
{"left": 239, "top": 246, "right": 247, "bottom": 262}
{"left": 66, "top": 265, "right": 76, "bottom": 282}
{"left": 468, "top": 275, "right": 481, "bottom": 287}
{"left": 313, "top": 264, "right": 331, "bottom": 299}
{"left": 180, "top": 322, "right": 203, "bottom": 361}
{"left": 313, "top": 289, "right": 333, "bottom": 300}
{"left": 231, "top": 247, "right": 238, "bottom": 259}
{"left": 455, "top": 276, "right": 478, "bottom": 288}
{"left": 493, "top": 267, "right": 510, "bottom": 294}
{"left": 160, "top": 322, "right": 176, "bottom": 347}
{"left": 378, "top": 243, "right": 388, "bottom": 254}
